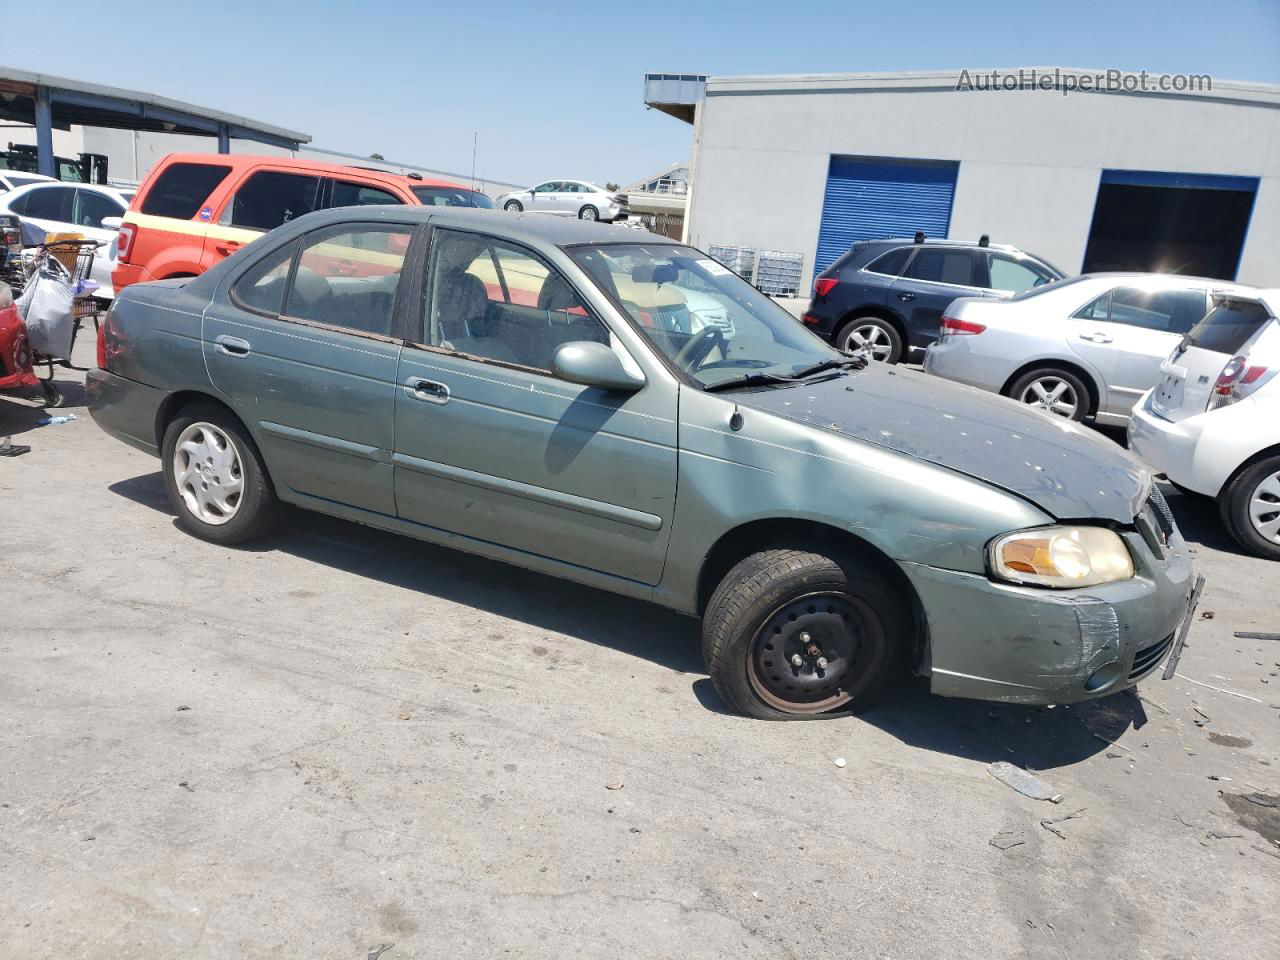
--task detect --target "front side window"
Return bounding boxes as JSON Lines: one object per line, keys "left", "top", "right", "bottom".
{"left": 284, "top": 226, "right": 412, "bottom": 335}
{"left": 331, "top": 181, "right": 402, "bottom": 209}
{"left": 902, "top": 248, "right": 977, "bottom": 286}
{"left": 532, "top": 182, "right": 560, "bottom": 194}
{"left": 987, "top": 254, "right": 1054, "bottom": 294}
{"left": 571, "top": 243, "right": 842, "bottom": 390}
{"left": 423, "top": 229, "right": 608, "bottom": 371}
{"left": 141, "top": 162, "right": 231, "bottom": 219}
{"left": 224, "top": 170, "right": 322, "bottom": 231}
{"left": 22, "top": 186, "right": 74, "bottom": 222}
{"left": 74, "top": 190, "right": 124, "bottom": 229}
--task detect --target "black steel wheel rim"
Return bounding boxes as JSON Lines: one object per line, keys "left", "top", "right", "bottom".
{"left": 747, "top": 591, "right": 883, "bottom": 714}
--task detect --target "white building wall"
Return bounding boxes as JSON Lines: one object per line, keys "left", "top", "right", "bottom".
{"left": 686, "top": 76, "right": 1280, "bottom": 289}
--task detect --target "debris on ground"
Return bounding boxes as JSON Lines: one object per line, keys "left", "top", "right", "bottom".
{"left": 35, "top": 414, "right": 76, "bottom": 426}
{"left": 177, "top": 781, "right": 193, "bottom": 792}
{"left": 605, "top": 782, "right": 624, "bottom": 790}
{"left": 1254, "top": 844, "right": 1280, "bottom": 860}
{"left": 368, "top": 944, "right": 394, "bottom": 960}
{"left": 1208, "top": 775, "right": 1232, "bottom": 781}
{"left": 1040, "top": 809, "right": 1086, "bottom": 840}
{"left": 988, "top": 762, "right": 1064, "bottom": 803}
{"left": 1234, "top": 632, "right": 1280, "bottom": 642}
{"left": 398, "top": 713, "right": 410, "bottom": 720}
{"left": 0, "top": 437, "right": 31, "bottom": 457}
{"left": 1193, "top": 706, "right": 1211, "bottom": 727}
{"left": 1105, "top": 751, "right": 1124, "bottom": 759}
{"left": 833, "top": 757, "right": 847, "bottom": 768}
{"left": 751, "top": 891, "right": 762, "bottom": 901}
{"left": 989, "top": 829, "right": 1026, "bottom": 850}
{"left": 176, "top": 705, "right": 191, "bottom": 712}
{"left": 1092, "top": 734, "right": 1131, "bottom": 752}
{"left": 1200, "top": 610, "right": 1215, "bottom": 620}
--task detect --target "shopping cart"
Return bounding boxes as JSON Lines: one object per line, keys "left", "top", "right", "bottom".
{"left": 15, "top": 237, "right": 104, "bottom": 406}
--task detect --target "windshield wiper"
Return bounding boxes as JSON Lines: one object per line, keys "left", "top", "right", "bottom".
{"left": 789, "top": 357, "right": 867, "bottom": 379}
{"left": 703, "top": 373, "right": 797, "bottom": 393}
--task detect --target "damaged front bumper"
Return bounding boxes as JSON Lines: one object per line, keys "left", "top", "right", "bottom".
{"left": 900, "top": 530, "right": 1195, "bottom": 705}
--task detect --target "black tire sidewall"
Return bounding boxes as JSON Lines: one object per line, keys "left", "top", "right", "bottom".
{"left": 161, "top": 404, "right": 275, "bottom": 545}
{"left": 837, "top": 316, "right": 903, "bottom": 364}
{"left": 505, "top": 201, "right": 522, "bottom": 212}
{"left": 578, "top": 205, "right": 599, "bottom": 221}
{"left": 1222, "top": 455, "right": 1280, "bottom": 560}
{"left": 1009, "top": 368, "right": 1090, "bottom": 422}
{"left": 703, "top": 550, "right": 908, "bottom": 719}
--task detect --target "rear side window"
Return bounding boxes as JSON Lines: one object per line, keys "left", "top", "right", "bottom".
{"left": 331, "top": 181, "right": 402, "bottom": 208}
{"left": 866, "top": 248, "right": 910, "bottom": 276}
{"left": 232, "top": 241, "right": 296, "bottom": 315}
{"left": 1186, "top": 300, "right": 1273, "bottom": 354}
{"left": 285, "top": 225, "right": 412, "bottom": 336}
{"left": 140, "top": 162, "right": 232, "bottom": 219}
{"left": 903, "top": 249, "right": 977, "bottom": 286}
{"left": 226, "top": 171, "right": 322, "bottom": 231}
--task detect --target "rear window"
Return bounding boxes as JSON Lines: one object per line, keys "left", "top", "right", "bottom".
{"left": 411, "top": 186, "right": 496, "bottom": 208}
{"left": 141, "top": 162, "right": 232, "bottom": 219}
{"left": 1185, "top": 299, "right": 1273, "bottom": 355}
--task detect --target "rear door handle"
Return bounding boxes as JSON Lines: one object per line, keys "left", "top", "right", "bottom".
{"left": 215, "top": 335, "right": 251, "bottom": 357}
{"left": 404, "top": 377, "right": 450, "bottom": 405}
{"left": 897, "top": 292, "right": 915, "bottom": 302}
{"left": 1080, "top": 332, "right": 1113, "bottom": 344}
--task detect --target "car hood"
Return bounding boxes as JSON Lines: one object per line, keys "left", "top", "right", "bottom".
{"left": 733, "top": 365, "right": 1150, "bottom": 524}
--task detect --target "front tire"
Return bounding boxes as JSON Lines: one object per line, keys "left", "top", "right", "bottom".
{"left": 836, "top": 316, "right": 902, "bottom": 363}
{"left": 702, "top": 549, "right": 908, "bottom": 720}
{"left": 1007, "top": 367, "right": 1090, "bottom": 422}
{"left": 1220, "top": 455, "right": 1280, "bottom": 560}
{"left": 161, "top": 403, "right": 277, "bottom": 545}
{"left": 504, "top": 200, "right": 523, "bottom": 213}
{"left": 578, "top": 205, "right": 599, "bottom": 221}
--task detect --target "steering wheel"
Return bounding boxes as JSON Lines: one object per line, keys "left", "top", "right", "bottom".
{"left": 672, "top": 325, "right": 726, "bottom": 372}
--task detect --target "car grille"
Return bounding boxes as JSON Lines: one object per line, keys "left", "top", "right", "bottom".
{"left": 1130, "top": 631, "right": 1175, "bottom": 680}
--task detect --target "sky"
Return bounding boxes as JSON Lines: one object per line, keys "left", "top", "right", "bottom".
{"left": 3, "top": 0, "right": 1278, "bottom": 189}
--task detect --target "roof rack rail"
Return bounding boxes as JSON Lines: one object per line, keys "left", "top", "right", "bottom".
{"left": 913, "top": 231, "right": 925, "bottom": 243}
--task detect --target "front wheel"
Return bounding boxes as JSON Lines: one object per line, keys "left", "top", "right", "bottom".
{"left": 702, "top": 549, "right": 908, "bottom": 719}
{"left": 504, "top": 200, "right": 523, "bottom": 213}
{"left": 578, "top": 205, "right": 599, "bottom": 221}
{"left": 161, "top": 404, "right": 277, "bottom": 545}
{"left": 1220, "top": 455, "right": 1280, "bottom": 560}
{"left": 836, "top": 316, "right": 902, "bottom": 363}
{"left": 1007, "top": 367, "right": 1090, "bottom": 422}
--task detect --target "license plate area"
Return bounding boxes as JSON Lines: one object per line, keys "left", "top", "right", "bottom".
{"left": 1153, "top": 372, "right": 1185, "bottom": 413}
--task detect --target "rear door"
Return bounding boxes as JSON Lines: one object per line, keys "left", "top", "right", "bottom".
{"left": 1153, "top": 296, "right": 1278, "bottom": 421}
{"left": 1069, "top": 285, "right": 1208, "bottom": 417}
{"left": 327, "top": 178, "right": 406, "bottom": 212}
{"left": 891, "top": 247, "right": 986, "bottom": 345}
{"left": 209, "top": 168, "right": 324, "bottom": 267}
{"left": 203, "top": 221, "right": 414, "bottom": 515}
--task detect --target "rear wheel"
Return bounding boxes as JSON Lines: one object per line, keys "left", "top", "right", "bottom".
{"left": 1008, "top": 367, "right": 1090, "bottom": 422}
{"left": 578, "top": 205, "right": 599, "bottom": 221}
{"left": 504, "top": 200, "right": 523, "bottom": 213}
{"left": 836, "top": 316, "right": 902, "bottom": 363}
{"left": 1220, "top": 454, "right": 1280, "bottom": 560}
{"left": 161, "top": 404, "right": 277, "bottom": 545}
{"left": 702, "top": 549, "right": 908, "bottom": 719}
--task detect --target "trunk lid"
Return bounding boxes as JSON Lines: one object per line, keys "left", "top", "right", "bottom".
{"left": 734, "top": 365, "right": 1150, "bottom": 524}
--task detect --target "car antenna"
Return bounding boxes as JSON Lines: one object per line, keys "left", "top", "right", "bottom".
{"left": 913, "top": 231, "right": 925, "bottom": 244}
{"left": 729, "top": 405, "right": 744, "bottom": 432}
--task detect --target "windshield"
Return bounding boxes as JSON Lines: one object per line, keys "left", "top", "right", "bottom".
{"left": 570, "top": 242, "right": 843, "bottom": 388}
{"left": 411, "top": 186, "right": 496, "bottom": 208}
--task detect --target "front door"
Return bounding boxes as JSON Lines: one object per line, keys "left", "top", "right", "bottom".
{"left": 527, "top": 181, "right": 561, "bottom": 214}
{"left": 203, "top": 221, "right": 414, "bottom": 515}
{"left": 392, "top": 228, "right": 678, "bottom": 584}
{"left": 1068, "top": 285, "right": 1209, "bottom": 417}
{"left": 891, "top": 247, "right": 986, "bottom": 346}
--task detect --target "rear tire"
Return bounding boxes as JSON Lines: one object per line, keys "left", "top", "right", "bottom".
{"left": 504, "top": 200, "right": 523, "bottom": 213}
{"left": 702, "top": 549, "right": 908, "bottom": 720}
{"left": 161, "top": 403, "right": 277, "bottom": 545}
{"left": 835, "top": 316, "right": 903, "bottom": 363}
{"left": 1219, "top": 454, "right": 1280, "bottom": 560}
{"left": 1007, "top": 367, "right": 1090, "bottom": 422}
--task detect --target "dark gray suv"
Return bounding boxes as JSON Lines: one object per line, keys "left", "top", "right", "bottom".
{"left": 802, "top": 236, "right": 1064, "bottom": 363}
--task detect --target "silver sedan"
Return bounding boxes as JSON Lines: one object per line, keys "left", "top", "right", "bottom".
{"left": 497, "top": 180, "right": 629, "bottom": 222}
{"left": 924, "top": 273, "right": 1252, "bottom": 424}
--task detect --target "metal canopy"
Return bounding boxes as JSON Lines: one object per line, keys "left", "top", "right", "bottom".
{"left": 0, "top": 66, "right": 310, "bottom": 176}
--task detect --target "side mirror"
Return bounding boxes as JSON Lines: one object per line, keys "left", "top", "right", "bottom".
{"left": 101, "top": 216, "right": 123, "bottom": 231}
{"left": 552, "top": 341, "right": 645, "bottom": 392}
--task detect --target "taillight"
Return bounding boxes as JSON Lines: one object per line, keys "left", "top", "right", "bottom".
{"left": 116, "top": 222, "right": 137, "bottom": 263}
{"left": 1209, "top": 355, "right": 1272, "bottom": 410}
{"left": 940, "top": 315, "right": 986, "bottom": 336}
{"left": 96, "top": 315, "right": 107, "bottom": 369}
{"left": 800, "top": 312, "right": 822, "bottom": 326}
{"left": 813, "top": 277, "right": 838, "bottom": 297}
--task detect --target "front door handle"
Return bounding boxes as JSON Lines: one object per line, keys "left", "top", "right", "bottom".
{"left": 215, "top": 334, "right": 251, "bottom": 357}
{"left": 214, "top": 240, "right": 242, "bottom": 256}
{"left": 1080, "top": 332, "right": 1113, "bottom": 344}
{"left": 404, "top": 377, "right": 450, "bottom": 405}
{"left": 897, "top": 292, "right": 915, "bottom": 302}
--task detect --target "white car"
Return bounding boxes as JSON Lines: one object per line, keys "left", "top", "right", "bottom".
{"left": 497, "top": 180, "right": 630, "bottom": 222}
{"left": 0, "top": 171, "right": 56, "bottom": 195}
{"left": 0, "top": 181, "right": 131, "bottom": 300}
{"left": 1128, "top": 289, "right": 1280, "bottom": 560}
{"left": 924, "top": 274, "right": 1250, "bottom": 424}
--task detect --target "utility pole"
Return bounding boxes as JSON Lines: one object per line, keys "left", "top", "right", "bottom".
{"left": 471, "top": 132, "right": 478, "bottom": 190}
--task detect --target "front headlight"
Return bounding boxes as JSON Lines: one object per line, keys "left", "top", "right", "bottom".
{"left": 989, "top": 526, "right": 1135, "bottom": 588}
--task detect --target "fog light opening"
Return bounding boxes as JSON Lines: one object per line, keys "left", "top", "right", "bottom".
{"left": 1084, "top": 661, "right": 1125, "bottom": 693}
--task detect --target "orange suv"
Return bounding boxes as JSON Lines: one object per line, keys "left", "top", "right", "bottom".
{"left": 113, "top": 154, "right": 492, "bottom": 291}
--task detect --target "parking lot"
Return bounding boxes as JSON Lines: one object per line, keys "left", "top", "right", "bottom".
{"left": 0, "top": 338, "right": 1276, "bottom": 959}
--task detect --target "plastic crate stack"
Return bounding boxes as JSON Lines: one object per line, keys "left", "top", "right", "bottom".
{"left": 753, "top": 250, "right": 805, "bottom": 297}
{"left": 706, "top": 244, "right": 756, "bottom": 285}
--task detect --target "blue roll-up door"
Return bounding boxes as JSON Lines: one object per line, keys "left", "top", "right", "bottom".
{"left": 814, "top": 157, "right": 959, "bottom": 274}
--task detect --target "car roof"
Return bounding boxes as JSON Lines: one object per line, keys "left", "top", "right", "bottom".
{"left": 153, "top": 153, "right": 464, "bottom": 190}
{"left": 1074, "top": 272, "right": 1256, "bottom": 292}
{"left": 0, "top": 180, "right": 129, "bottom": 202}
